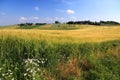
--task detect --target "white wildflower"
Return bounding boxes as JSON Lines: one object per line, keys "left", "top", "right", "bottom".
{"left": 24, "top": 73, "right": 27, "bottom": 76}
{"left": 12, "top": 78, "right": 14, "bottom": 80}
{"left": 30, "top": 70, "right": 33, "bottom": 73}
{"left": 33, "top": 77, "right": 35, "bottom": 80}
{"left": 8, "top": 70, "right": 11, "bottom": 72}
{"left": 2, "top": 74, "right": 5, "bottom": 76}
{"left": 26, "top": 68, "right": 30, "bottom": 71}
{"left": 41, "top": 61, "right": 44, "bottom": 64}
{"left": 10, "top": 72, "right": 13, "bottom": 75}
{"left": 37, "top": 68, "right": 40, "bottom": 71}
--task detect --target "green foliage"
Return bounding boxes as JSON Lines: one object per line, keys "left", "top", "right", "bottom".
{"left": 0, "top": 37, "right": 120, "bottom": 80}
{"left": 19, "top": 25, "right": 40, "bottom": 29}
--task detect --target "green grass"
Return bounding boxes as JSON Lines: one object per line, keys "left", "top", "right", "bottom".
{"left": 0, "top": 36, "right": 120, "bottom": 80}
{"left": 0, "top": 24, "right": 120, "bottom": 79}
{"left": 18, "top": 25, "right": 41, "bottom": 29}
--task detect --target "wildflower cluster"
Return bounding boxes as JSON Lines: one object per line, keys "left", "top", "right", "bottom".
{"left": 23, "top": 58, "right": 47, "bottom": 80}
{"left": 0, "top": 67, "right": 14, "bottom": 80}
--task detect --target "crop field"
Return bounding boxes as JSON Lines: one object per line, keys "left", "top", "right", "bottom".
{"left": 1, "top": 24, "right": 120, "bottom": 43}
{"left": 0, "top": 24, "right": 120, "bottom": 80}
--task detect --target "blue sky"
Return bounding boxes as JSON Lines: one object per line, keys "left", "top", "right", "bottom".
{"left": 0, "top": 0, "right": 120, "bottom": 25}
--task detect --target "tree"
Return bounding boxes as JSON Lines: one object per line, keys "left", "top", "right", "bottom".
{"left": 55, "top": 21, "right": 60, "bottom": 24}
{"left": 66, "top": 21, "right": 74, "bottom": 24}
{"left": 19, "top": 23, "right": 25, "bottom": 27}
{"left": 35, "top": 23, "right": 46, "bottom": 25}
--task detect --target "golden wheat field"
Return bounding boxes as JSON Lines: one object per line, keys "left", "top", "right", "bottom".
{"left": 0, "top": 25, "right": 120, "bottom": 43}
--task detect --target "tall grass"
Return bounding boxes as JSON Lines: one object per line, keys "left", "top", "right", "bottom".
{"left": 0, "top": 25, "right": 120, "bottom": 79}
{"left": 0, "top": 36, "right": 120, "bottom": 80}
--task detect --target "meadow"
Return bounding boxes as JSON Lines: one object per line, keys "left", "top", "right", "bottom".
{"left": 0, "top": 24, "right": 120, "bottom": 80}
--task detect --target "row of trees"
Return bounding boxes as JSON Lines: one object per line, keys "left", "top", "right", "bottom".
{"left": 18, "top": 20, "right": 120, "bottom": 27}
{"left": 66, "top": 21, "right": 120, "bottom": 25}
{"left": 18, "top": 23, "right": 47, "bottom": 27}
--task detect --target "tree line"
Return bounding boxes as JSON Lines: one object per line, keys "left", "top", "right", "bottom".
{"left": 18, "top": 20, "right": 120, "bottom": 27}
{"left": 66, "top": 20, "right": 120, "bottom": 25}
{"left": 18, "top": 23, "right": 47, "bottom": 27}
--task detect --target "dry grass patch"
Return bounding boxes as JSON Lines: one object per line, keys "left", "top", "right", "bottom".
{"left": 57, "top": 58, "right": 81, "bottom": 79}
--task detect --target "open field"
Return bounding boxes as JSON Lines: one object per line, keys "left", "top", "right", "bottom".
{"left": 0, "top": 24, "right": 120, "bottom": 80}
{"left": 0, "top": 24, "right": 120, "bottom": 43}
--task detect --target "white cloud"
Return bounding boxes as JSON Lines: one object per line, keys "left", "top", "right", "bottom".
{"left": 30, "top": 17, "right": 39, "bottom": 20}
{"left": 34, "top": 6, "right": 39, "bottom": 11}
{"left": 56, "top": 9, "right": 75, "bottom": 14}
{"left": 19, "top": 16, "right": 40, "bottom": 23}
{"left": 19, "top": 17, "right": 27, "bottom": 21}
{"left": 18, "top": 16, "right": 77, "bottom": 23}
{"left": 70, "top": 17, "right": 77, "bottom": 20}
{"left": 43, "top": 17, "right": 65, "bottom": 23}
{"left": 66, "top": 9, "right": 75, "bottom": 14}
{"left": 69, "top": 17, "right": 78, "bottom": 21}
